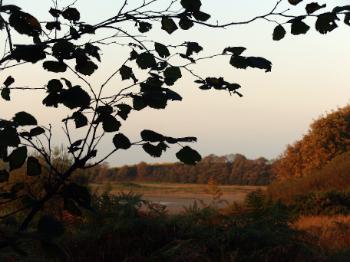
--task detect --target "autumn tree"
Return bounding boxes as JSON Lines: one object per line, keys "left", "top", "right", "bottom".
{"left": 0, "top": 0, "right": 349, "bottom": 252}
{"left": 274, "top": 105, "right": 350, "bottom": 179}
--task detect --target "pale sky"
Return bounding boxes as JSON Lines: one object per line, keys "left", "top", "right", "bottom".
{"left": 1, "top": 0, "right": 350, "bottom": 166}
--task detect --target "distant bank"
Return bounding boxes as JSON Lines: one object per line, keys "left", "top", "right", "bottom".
{"left": 82, "top": 154, "right": 275, "bottom": 186}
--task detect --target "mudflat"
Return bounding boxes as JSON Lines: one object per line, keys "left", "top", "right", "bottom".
{"left": 91, "top": 182, "right": 265, "bottom": 213}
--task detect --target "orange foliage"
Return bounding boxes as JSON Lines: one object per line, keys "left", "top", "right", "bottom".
{"left": 274, "top": 105, "right": 350, "bottom": 179}
{"left": 268, "top": 151, "right": 350, "bottom": 202}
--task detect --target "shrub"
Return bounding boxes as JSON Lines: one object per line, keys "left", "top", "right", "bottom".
{"left": 274, "top": 105, "right": 350, "bottom": 179}
{"left": 268, "top": 151, "right": 350, "bottom": 204}
{"left": 292, "top": 191, "right": 350, "bottom": 216}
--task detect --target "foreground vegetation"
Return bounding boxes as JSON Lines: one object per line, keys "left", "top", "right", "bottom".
{"left": 2, "top": 184, "right": 350, "bottom": 261}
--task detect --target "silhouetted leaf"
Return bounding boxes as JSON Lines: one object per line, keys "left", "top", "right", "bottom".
{"left": 52, "top": 41, "right": 76, "bottom": 60}
{"left": 47, "top": 79, "right": 63, "bottom": 93}
{"left": 130, "top": 50, "right": 138, "bottom": 60}
{"left": 133, "top": 95, "right": 147, "bottom": 111}
{"left": 120, "top": 65, "right": 137, "bottom": 82}
{"left": 200, "top": 77, "right": 241, "bottom": 93}
{"left": 273, "top": 25, "right": 286, "bottom": 41}
{"left": 79, "top": 23, "right": 95, "bottom": 34}
{"left": 333, "top": 6, "right": 350, "bottom": 13}
{"left": 42, "top": 93, "right": 61, "bottom": 108}
{"left": 315, "top": 12, "right": 339, "bottom": 34}
{"left": 179, "top": 16, "right": 194, "bottom": 30}
{"left": 78, "top": 150, "right": 97, "bottom": 168}
{"left": 143, "top": 142, "right": 167, "bottom": 157}
{"left": 165, "top": 136, "right": 197, "bottom": 144}
{"left": 71, "top": 139, "right": 83, "bottom": 148}
{"left": 164, "top": 88, "right": 182, "bottom": 101}
{"left": 113, "top": 133, "right": 131, "bottom": 150}
{"left": 72, "top": 112, "right": 88, "bottom": 128}
{"left": 176, "top": 146, "right": 201, "bottom": 165}
{"left": 193, "top": 11, "right": 210, "bottom": 22}
{"left": 70, "top": 26, "right": 80, "bottom": 39}
{"left": 143, "top": 93, "right": 168, "bottom": 109}
{"left": 61, "top": 86, "right": 91, "bottom": 109}
{"left": 12, "top": 45, "right": 46, "bottom": 63}
{"left": 161, "top": 17, "right": 178, "bottom": 34}
{"left": 306, "top": 3, "right": 326, "bottom": 14}
{"left": 46, "top": 21, "right": 61, "bottom": 31}
{"left": 0, "top": 5, "right": 21, "bottom": 12}
{"left": 13, "top": 112, "right": 37, "bottom": 126}
{"left": 0, "top": 127, "right": 20, "bottom": 147}
{"left": 198, "top": 84, "right": 210, "bottom": 90}
{"left": 290, "top": 18, "right": 310, "bottom": 35}
{"left": 230, "top": 55, "right": 248, "bottom": 69}
{"left": 8, "top": 146, "right": 27, "bottom": 171}
{"left": 186, "top": 42, "right": 203, "bottom": 56}
{"left": 43, "top": 61, "right": 67, "bottom": 73}
{"left": 181, "top": 0, "right": 202, "bottom": 12}
{"left": 9, "top": 11, "right": 41, "bottom": 36}
{"left": 136, "top": 52, "right": 157, "bottom": 69}
{"left": 155, "top": 42, "right": 170, "bottom": 58}
{"left": 49, "top": 8, "right": 61, "bottom": 18}
{"left": 68, "top": 139, "right": 83, "bottom": 153}
{"left": 29, "top": 127, "right": 45, "bottom": 137}
{"left": 102, "top": 115, "right": 121, "bottom": 132}
{"left": 246, "top": 57, "right": 272, "bottom": 72}
{"left": 27, "top": 156, "right": 41, "bottom": 176}
{"left": 140, "top": 76, "right": 163, "bottom": 91}
{"left": 4, "top": 76, "right": 14, "bottom": 87}
{"left": 75, "top": 59, "right": 98, "bottom": 76}
{"left": 138, "top": 22, "right": 152, "bottom": 33}
{"left": 1, "top": 88, "right": 10, "bottom": 101}
{"left": 223, "top": 47, "right": 246, "bottom": 56}
{"left": 84, "top": 43, "right": 101, "bottom": 61}
{"left": 345, "top": 13, "right": 350, "bottom": 26}
{"left": 141, "top": 130, "right": 165, "bottom": 142}
{"left": 37, "top": 215, "right": 64, "bottom": 238}
{"left": 288, "top": 0, "right": 303, "bottom": 5}
{"left": 116, "top": 104, "right": 132, "bottom": 120}
{"left": 96, "top": 105, "right": 113, "bottom": 116}
{"left": 164, "top": 67, "right": 182, "bottom": 86}
{"left": 62, "top": 8, "right": 80, "bottom": 21}
{"left": 0, "top": 170, "right": 9, "bottom": 183}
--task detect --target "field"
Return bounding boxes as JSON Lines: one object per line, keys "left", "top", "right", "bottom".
{"left": 90, "top": 182, "right": 265, "bottom": 213}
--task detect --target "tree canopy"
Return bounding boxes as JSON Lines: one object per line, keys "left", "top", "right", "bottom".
{"left": 274, "top": 105, "right": 350, "bottom": 179}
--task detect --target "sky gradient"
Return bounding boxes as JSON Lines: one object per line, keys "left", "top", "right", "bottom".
{"left": 1, "top": 0, "right": 350, "bottom": 166}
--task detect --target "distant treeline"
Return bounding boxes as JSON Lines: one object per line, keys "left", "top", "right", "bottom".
{"left": 85, "top": 154, "right": 274, "bottom": 185}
